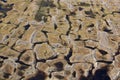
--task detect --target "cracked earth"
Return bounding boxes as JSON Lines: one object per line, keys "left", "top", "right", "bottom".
{"left": 0, "top": 0, "right": 120, "bottom": 80}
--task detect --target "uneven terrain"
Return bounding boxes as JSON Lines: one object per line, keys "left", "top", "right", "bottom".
{"left": 0, "top": 0, "right": 120, "bottom": 80}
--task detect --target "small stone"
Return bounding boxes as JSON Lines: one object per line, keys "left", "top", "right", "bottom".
{"left": 19, "top": 50, "right": 35, "bottom": 65}
{"left": 32, "top": 30, "right": 47, "bottom": 43}
{"left": 84, "top": 40, "right": 98, "bottom": 49}
{"left": 13, "top": 39, "right": 32, "bottom": 52}
{"left": 34, "top": 43, "right": 55, "bottom": 59}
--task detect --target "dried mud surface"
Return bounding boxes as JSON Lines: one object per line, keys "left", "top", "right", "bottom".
{"left": 0, "top": 0, "right": 120, "bottom": 80}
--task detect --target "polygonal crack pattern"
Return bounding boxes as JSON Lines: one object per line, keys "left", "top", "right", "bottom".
{"left": 0, "top": 0, "right": 120, "bottom": 80}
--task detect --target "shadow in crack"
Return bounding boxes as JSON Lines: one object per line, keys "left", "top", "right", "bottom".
{"left": 93, "top": 66, "right": 111, "bottom": 80}
{"left": 79, "top": 66, "right": 111, "bottom": 80}
{"left": 28, "top": 70, "right": 47, "bottom": 80}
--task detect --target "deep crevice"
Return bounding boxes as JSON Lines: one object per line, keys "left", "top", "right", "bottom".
{"left": 65, "top": 15, "right": 72, "bottom": 36}
{"left": 54, "top": 23, "right": 58, "bottom": 30}
{"left": 15, "top": 60, "right": 31, "bottom": 66}
{"left": 64, "top": 48, "right": 73, "bottom": 65}
{"left": 97, "top": 60, "right": 113, "bottom": 64}
{"left": 41, "top": 30, "right": 48, "bottom": 38}
{"left": 24, "top": 24, "right": 30, "bottom": 30}
{"left": 0, "top": 56, "right": 8, "bottom": 59}
{"left": 98, "top": 49, "right": 108, "bottom": 55}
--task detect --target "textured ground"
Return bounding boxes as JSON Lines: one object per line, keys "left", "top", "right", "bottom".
{"left": 0, "top": 0, "right": 120, "bottom": 80}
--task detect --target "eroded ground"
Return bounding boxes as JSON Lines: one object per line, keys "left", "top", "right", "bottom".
{"left": 0, "top": 0, "right": 120, "bottom": 80}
